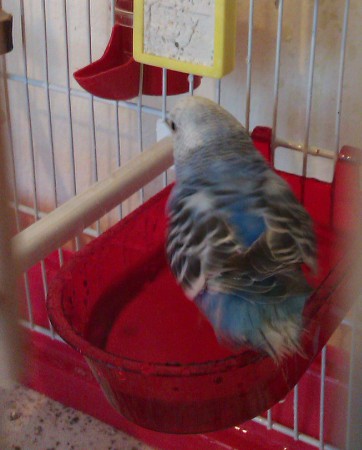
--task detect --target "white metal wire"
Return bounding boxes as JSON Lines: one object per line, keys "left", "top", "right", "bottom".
{"left": 4, "top": 72, "right": 165, "bottom": 117}
{"left": 111, "top": 0, "right": 122, "bottom": 220}
{"left": 302, "top": 0, "right": 319, "bottom": 180}
{"left": 162, "top": 68, "right": 168, "bottom": 187}
{"left": 293, "top": 384, "right": 299, "bottom": 440}
{"left": 161, "top": 68, "right": 167, "bottom": 121}
{"left": 20, "top": 319, "right": 64, "bottom": 343}
{"left": 137, "top": 63, "right": 145, "bottom": 204}
{"left": 319, "top": 346, "right": 327, "bottom": 450}
{"left": 267, "top": 408, "right": 273, "bottom": 430}
{"left": 216, "top": 78, "right": 222, "bottom": 105}
{"left": 245, "top": 0, "right": 254, "bottom": 133}
{"left": 62, "top": 0, "right": 80, "bottom": 251}
{"left": 252, "top": 416, "right": 339, "bottom": 450}
{"left": 19, "top": 0, "right": 45, "bottom": 330}
{"left": 86, "top": 0, "right": 101, "bottom": 237}
{"left": 19, "top": 0, "right": 39, "bottom": 222}
{"left": 41, "top": 0, "right": 64, "bottom": 269}
{"left": 115, "top": 100, "right": 123, "bottom": 220}
{"left": 334, "top": 0, "right": 350, "bottom": 157}
{"left": 271, "top": 0, "right": 284, "bottom": 166}
{"left": 188, "top": 74, "right": 195, "bottom": 95}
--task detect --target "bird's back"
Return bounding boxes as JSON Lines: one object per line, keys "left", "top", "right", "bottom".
{"left": 166, "top": 96, "right": 316, "bottom": 361}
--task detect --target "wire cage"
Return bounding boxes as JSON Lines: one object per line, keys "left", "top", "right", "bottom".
{"left": 1, "top": 0, "right": 362, "bottom": 449}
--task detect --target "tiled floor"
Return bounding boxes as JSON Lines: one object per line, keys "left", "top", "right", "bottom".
{"left": 0, "top": 383, "right": 154, "bottom": 450}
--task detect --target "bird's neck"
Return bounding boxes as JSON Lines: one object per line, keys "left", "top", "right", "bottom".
{"left": 175, "top": 135, "right": 260, "bottom": 182}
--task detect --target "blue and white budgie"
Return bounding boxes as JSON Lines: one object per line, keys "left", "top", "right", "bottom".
{"left": 166, "top": 96, "right": 317, "bottom": 363}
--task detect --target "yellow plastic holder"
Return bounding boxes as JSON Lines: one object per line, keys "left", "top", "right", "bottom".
{"left": 133, "top": 0, "right": 237, "bottom": 79}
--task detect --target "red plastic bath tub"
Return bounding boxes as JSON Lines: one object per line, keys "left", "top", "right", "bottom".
{"left": 47, "top": 128, "right": 360, "bottom": 434}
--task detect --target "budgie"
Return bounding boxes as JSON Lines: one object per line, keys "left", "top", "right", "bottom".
{"left": 166, "top": 96, "right": 317, "bottom": 363}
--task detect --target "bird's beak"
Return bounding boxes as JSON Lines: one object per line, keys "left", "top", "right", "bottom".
{"left": 164, "top": 117, "right": 172, "bottom": 131}
{"left": 156, "top": 117, "right": 172, "bottom": 140}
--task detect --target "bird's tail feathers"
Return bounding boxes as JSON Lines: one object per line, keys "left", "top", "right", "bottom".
{"left": 196, "top": 291, "right": 309, "bottom": 364}
{"left": 260, "top": 316, "right": 307, "bottom": 363}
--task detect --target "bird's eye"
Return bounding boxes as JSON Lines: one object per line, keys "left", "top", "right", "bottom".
{"left": 170, "top": 121, "right": 177, "bottom": 131}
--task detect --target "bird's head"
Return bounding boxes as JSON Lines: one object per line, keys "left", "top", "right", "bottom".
{"left": 167, "top": 96, "right": 248, "bottom": 166}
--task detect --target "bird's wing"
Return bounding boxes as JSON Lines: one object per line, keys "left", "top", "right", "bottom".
{"left": 167, "top": 165, "right": 316, "bottom": 302}
{"left": 213, "top": 171, "right": 316, "bottom": 302}
{"left": 166, "top": 187, "right": 243, "bottom": 299}
{"left": 263, "top": 172, "right": 317, "bottom": 270}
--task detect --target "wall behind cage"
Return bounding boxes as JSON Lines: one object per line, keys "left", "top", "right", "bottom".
{"left": 1, "top": 0, "right": 362, "bottom": 236}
